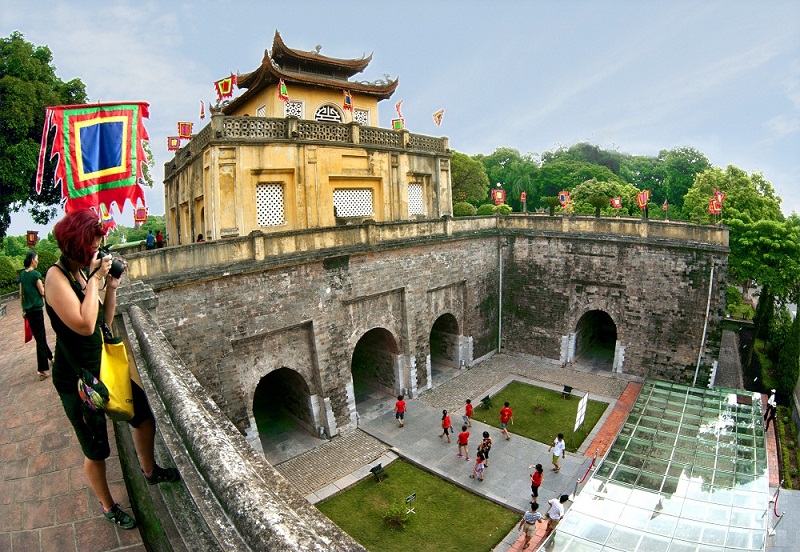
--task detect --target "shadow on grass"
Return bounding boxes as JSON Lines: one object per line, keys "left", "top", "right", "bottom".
{"left": 473, "top": 381, "right": 609, "bottom": 452}
{"left": 317, "top": 460, "right": 519, "bottom": 552}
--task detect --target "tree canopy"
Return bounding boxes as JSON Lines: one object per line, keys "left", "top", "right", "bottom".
{"left": 450, "top": 151, "right": 490, "bottom": 204}
{"left": 0, "top": 31, "right": 88, "bottom": 240}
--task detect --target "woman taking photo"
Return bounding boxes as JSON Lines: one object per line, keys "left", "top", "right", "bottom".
{"left": 20, "top": 249, "right": 53, "bottom": 380}
{"left": 45, "top": 209, "right": 179, "bottom": 529}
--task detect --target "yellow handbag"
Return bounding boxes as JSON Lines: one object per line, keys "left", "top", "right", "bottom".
{"left": 99, "top": 334, "right": 134, "bottom": 422}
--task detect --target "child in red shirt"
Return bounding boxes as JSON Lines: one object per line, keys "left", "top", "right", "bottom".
{"left": 462, "top": 399, "right": 473, "bottom": 428}
{"left": 439, "top": 409, "right": 452, "bottom": 443}
{"left": 529, "top": 463, "right": 544, "bottom": 498}
{"left": 457, "top": 426, "right": 470, "bottom": 460}
{"left": 394, "top": 395, "right": 406, "bottom": 427}
{"left": 500, "top": 401, "right": 513, "bottom": 440}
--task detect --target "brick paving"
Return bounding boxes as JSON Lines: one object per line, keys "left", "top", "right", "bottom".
{"left": 0, "top": 300, "right": 144, "bottom": 552}
{"left": 583, "top": 382, "right": 642, "bottom": 459}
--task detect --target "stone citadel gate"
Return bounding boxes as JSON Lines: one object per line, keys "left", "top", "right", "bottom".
{"left": 114, "top": 214, "right": 728, "bottom": 549}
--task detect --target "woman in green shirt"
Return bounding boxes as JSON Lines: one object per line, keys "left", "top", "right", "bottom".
{"left": 20, "top": 249, "right": 53, "bottom": 379}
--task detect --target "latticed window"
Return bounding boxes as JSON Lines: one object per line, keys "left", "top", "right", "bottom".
{"left": 333, "top": 189, "right": 373, "bottom": 217}
{"left": 255, "top": 104, "right": 266, "bottom": 117}
{"left": 408, "top": 183, "right": 425, "bottom": 216}
{"left": 285, "top": 101, "right": 303, "bottom": 118}
{"left": 256, "top": 183, "right": 285, "bottom": 226}
{"left": 314, "top": 105, "right": 343, "bottom": 123}
{"left": 354, "top": 109, "right": 369, "bottom": 126}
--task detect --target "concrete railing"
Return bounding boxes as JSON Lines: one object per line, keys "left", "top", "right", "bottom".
{"left": 123, "top": 215, "right": 728, "bottom": 281}
{"left": 120, "top": 303, "right": 365, "bottom": 551}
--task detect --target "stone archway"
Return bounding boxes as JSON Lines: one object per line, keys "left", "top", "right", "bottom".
{"left": 573, "top": 310, "right": 618, "bottom": 372}
{"left": 349, "top": 328, "right": 401, "bottom": 421}
{"left": 428, "top": 313, "right": 462, "bottom": 386}
{"left": 253, "top": 367, "right": 321, "bottom": 464}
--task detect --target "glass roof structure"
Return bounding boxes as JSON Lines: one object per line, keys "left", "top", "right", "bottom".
{"left": 550, "top": 379, "right": 769, "bottom": 552}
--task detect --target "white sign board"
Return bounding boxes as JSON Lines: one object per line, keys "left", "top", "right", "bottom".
{"left": 574, "top": 392, "right": 589, "bottom": 433}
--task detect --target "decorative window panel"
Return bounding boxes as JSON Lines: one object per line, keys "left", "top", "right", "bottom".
{"left": 333, "top": 189, "right": 373, "bottom": 217}
{"left": 354, "top": 109, "right": 369, "bottom": 126}
{"left": 285, "top": 101, "right": 303, "bottom": 118}
{"left": 255, "top": 104, "right": 266, "bottom": 117}
{"left": 408, "top": 183, "right": 425, "bottom": 216}
{"left": 314, "top": 105, "right": 343, "bottom": 123}
{"left": 256, "top": 183, "right": 284, "bottom": 226}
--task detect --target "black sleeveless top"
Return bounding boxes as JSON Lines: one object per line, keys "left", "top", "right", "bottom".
{"left": 45, "top": 264, "right": 103, "bottom": 394}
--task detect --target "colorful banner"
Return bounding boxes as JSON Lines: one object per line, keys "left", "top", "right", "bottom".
{"left": 432, "top": 108, "right": 445, "bottom": 126}
{"left": 713, "top": 188, "right": 726, "bottom": 204}
{"left": 491, "top": 188, "right": 506, "bottom": 205}
{"left": 558, "top": 190, "right": 571, "bottom": 207}
{"left": 178, "top": 122, "right": 193, "bottom": 138}
{"left": 278, "top": 79, "right": 289, "bottom": 102}
{"left": 133, "top": 206, "right": 148, "bottom": 224}
{"left": 167, "top": 136, "right": 181, "bottom": 151}
{"left": 342, "top": 89, "right": 353, "bottom": 111}
{"left": 636, "top": 190, "right": 651, "bottom": 210}
{"left": 610, "top": 197, "right": 622, "bottom": 209}
{"left": 200, "top": 100, "right": 205, "bottom": 120}
{"left": 662, "top": 198, "right": 669, "bottom": 211}
{"left": 392, "top": 118, "right": 405, "bottom": 131}
{"left": 35, "top": 102, "right": 149, "bottom": 217}
{"left": 708, "top": 199, "right": 722, "bottom": 215}
{"left": 214, "top": 74, "right": 237, "bottom": 101}
{"left": 395, "top": 99, "right": 404, "bottom": 118}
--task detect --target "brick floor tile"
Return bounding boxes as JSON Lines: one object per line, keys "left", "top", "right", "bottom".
{"left": 0, "top": 479, "right": 11, "bottom": 504}
{"left": 23, "top": 497, "right": 55, "bottom": 529}
{"left": 75, "top": 516, "right": 123, "bottom": 552}
{"left": 39, "top": 470, "right": 71, "bottom": 499}
{"left": 41, "top": 523, "right": 77, "bottom": 552}
{"left": 11, "top": 474, "right": 41, "bottom": 502}
{"left": 69, "top": 466, "right": 90, "bottom": 492}
{"left": 17, "top": 438, "right": 41, "bottom": 459}
{"left": 0, "top": 442, "right": 16, "bottom": 461}
{"left": 0, "top": 501, "right": 23, "bottom": 531}
{"left": 29, "top": 451, "right": 55, "bottom": 476}
{"left": 3, "top": 458, "right": 28, "bottom": 480}
{"left": 55, "top": 444, "right": 85, "bottom": 471}
{"left": 11, "top": 530, "right": 40, "bottom": 552}
{"left": 40, "top": 430, "right": 71, "bottom": 453}
{"left": 55, "top": 489, "right": 91, "bottom": 524}
{"left": 33, "top": 417, "right": 63, "bottom": 438}
{"left": 0, "top": 532, "right": 9, "bottom": 550}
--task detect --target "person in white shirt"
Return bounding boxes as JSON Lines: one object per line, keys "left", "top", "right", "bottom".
{"left": 542, "top": 494, "right": 569, "bottom": 540}
{"left": 548, "top": 433, "right": 566, "bottom": 472}
{"left": 764, "top": 389, "right": 777, "bottom": 430}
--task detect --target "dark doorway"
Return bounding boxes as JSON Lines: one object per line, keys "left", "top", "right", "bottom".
{"left": 429, "top": 313, "right": 460, "bottom": 386}
{"left": 574, "top": 310, "right": 617, "bottom": 371}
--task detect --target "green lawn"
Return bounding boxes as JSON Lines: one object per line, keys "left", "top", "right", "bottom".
{"left": 474, "top": 381, "right": 609, "bottom": 452}
{"left": 317, "top": 460, "right": 519, "bottom": 552}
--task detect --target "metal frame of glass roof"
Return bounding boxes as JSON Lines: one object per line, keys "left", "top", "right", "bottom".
{"left": 548, "top": 379, "right": 769, "bottom": 551}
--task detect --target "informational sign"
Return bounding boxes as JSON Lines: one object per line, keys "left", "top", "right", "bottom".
{"left": 405, "top": 492, "right": 417, "bottom": 515}
{"left": 574, "top": 392, "right": 589, "bottom": 433}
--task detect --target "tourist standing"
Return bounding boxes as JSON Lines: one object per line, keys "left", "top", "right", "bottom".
{"left": 439, "top": 409, "right": 452, "bottom": 442}
{"left": 457, "top": 425, "right": 470, "bottom": 460}
{"left": 20, "top": 249, "right": 53, "bottom": 380}
{"left": 145, "top": 230, "right": 155, "bottom": 250}
{"left": 155, "top": 230, "right": 164, "bottom": 248}
{"left": 462, "top": 398, "right": 473, "bottom": 427}
{"left": 500, "top": 401, "right": 513, "bottom": 440}
{"left": 479, "top": 431, "right": 493, "bottom": 467}
{"left": 764, "top": 389, "right": 777, "bottom": 430}
{"left": 529, "top": 463, "right": 544, "bottom": 499}
{"left": 549, "top": 433, "right": 566, "bottom": 472}
{"left": 542, "top": 494, "right": 569, "bottom": 540}
{"left": 394, "top": 395, "right": 406, "bottom": 427}
{"left": 517, "top": 501, "right": 543, "bottom": 549}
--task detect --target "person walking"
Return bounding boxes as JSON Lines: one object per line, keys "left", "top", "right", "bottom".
{"left": 542, "top": 494, "right": 569, "bottom": 541}
{"left": 462, "top": 398, "right": 473, "bottom": 428}
{"left": 517, "top": 501, "right": 543, "bottom": 549}
{"left": 500, "top": 401, "right": 513, "bottom": 440}
{"left": 549, "top": 433, "right": 566, "bottom": 472}
{"left": 394, "top": 394, "right": 406, "bottom": 427}
{"left": 470, "top": 450, "right": 486, "bottom": 481}
{"left": 20, "top": 249, "right": 53, "bottom": 380}
{"left": 479, "top": 431, "right": 493, "bottom": 467}
{"left": 45, "top": 209, "right": 180, "bottom": 530}
{"left": 439, "top": 409, "right": 452, "bottom": 442}
{"left": 529, "top": 463, "right": 544, "bottom": 499}
{"left": 764, "top": 389, "right": 777, "bottom": 430}
{"left": 457, "top": 425, "right": 470, "bottom": 460}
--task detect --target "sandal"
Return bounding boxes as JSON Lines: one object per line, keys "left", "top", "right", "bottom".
{"left": 38, "top": 372, "right": 49, "bottom": 381}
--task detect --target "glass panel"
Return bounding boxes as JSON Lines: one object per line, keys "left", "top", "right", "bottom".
{"left": 645, "top": 513, "right": 678, "bottom": 537}
{"left": 605, "top": 525, "right": 641, "bottom": 550}
{"left": 673, "top": 518, "right": 704, "bottom": 541}
{"left": 635, "top": 533, "right": 671, "bottom": 552}
{"left": 572, "top": 518, "right": 615, "bottom": 544}
{"left": 636, "top": 472, "right": 663, "bottom": 492}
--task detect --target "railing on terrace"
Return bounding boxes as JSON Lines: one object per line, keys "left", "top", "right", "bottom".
{"left": 165, "top": 115, "right": 449, "bottom": 178}
{"left": 124, "top": 214, "right": 728, "bottom": 281}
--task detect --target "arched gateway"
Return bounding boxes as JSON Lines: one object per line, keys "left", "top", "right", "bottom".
{"left": 569, "top": 309, "right": 622, "bottom": 372}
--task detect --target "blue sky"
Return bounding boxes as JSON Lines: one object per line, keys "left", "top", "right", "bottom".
{"left": 3, "top": 0, "right": 799, "bottom": 236}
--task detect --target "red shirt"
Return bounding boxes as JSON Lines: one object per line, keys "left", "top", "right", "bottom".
{"left": 531, "top": 471, "right": 543, "bottom": 487}
{"left": 458, "top": 431, "right": 470, "bottom": 445}
{"left": 395, "top": 400, "right": 406, "bottom": 413}
{"left": 500, "top": 406, "right": 512, "bottom": 423}
{"left": 442, "top": 414, "right": 451, "bottom": 429}
{"left": 465, "top": 403, "right": 474, "bottom": 417}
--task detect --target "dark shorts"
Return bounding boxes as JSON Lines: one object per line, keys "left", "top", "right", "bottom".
{"left": 396, "top": 412, "right": 404, "bottom": 420}
{"left": 59, "top": 380, "right": 154, "bottom": 461}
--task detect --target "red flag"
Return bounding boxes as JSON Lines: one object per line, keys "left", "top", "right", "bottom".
{"left": 278, "top": 79, "right": 289, "bottom": 102}
{"left": 662, "top": 198, "right": 669, "bottom": 211}
{"left": 214, "top": 74, "right": 237, "bottom": 101}
{"left": 432, "top": 108, "right": 445, "bottom": 126}
{"left": 395, "top": 99, "right": 404, "bottom": 118}
{"left": 392, "top": 118, "right": 405, "bottom": 131}
{"left": 636, "top": 190, "right": 651, "bottom": 210}
{"left": 35, "top": 102, "right": 149, "bottom": 217}
{"left": 558, "top": 190, "right": 571, "bottom": 207}
{"left": 343, "top": 89, "right": 353, "bottom": 111}
{"left": 199, "top": 100, "right": 205, "bottom": 120}
{"left": 178, "top": 122, "right": 193, "bottom": 138}
{"left": 167, "top": 136, "right": 181, "bottom": 151}
{"left": 714, "top": 188, "right": 726, "bottom": 204}
{"left": 610, "top": 197, "right": 622, "bottom": 209}
{"left": 708, "top": 199, "right": 722, "bottom": 215}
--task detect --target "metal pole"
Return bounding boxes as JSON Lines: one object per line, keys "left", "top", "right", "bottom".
{"left": 498, "top": 240, "right": 503, "bottom": 352}
{"left": 693, "top": 261, "right": 716, "bottom": 387}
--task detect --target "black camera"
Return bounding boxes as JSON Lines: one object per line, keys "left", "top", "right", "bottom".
{"left": 97, "top": 246, "right": 126, "bottom": 279}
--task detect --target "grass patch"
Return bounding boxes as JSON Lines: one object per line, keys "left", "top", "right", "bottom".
{"left": 317, "top": 460, "right": 518, "bottom": 552}
{"left": 476, "top": 381, "right": 608, "bottom": 452}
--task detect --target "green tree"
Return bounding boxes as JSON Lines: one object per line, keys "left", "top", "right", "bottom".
{"left": 569, "top": 178, "right": 640, "bottom": 216}
{"left": 450, "top": 151, "right": 490, "bottom": 204}
{"left": 533, "top": 159, "right": 624, "bottom": 200}
{"left": 659, "top": 146, "right": 710, "bottom": 212}
{"left": 683, "top": 166, "right": 782, "bottom": 224}
{"left": 0, "top": 31, "right": 88, "bottom": 240}
{"left": 776, "top": 312, "right": 800, "bottom": 396}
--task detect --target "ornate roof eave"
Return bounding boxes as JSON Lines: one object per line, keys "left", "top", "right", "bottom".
{"left": 224, "top": 62, "right": 398, "bottom": 115}
{"left": 271, "top": 30, "right": 372, "bottom": 76}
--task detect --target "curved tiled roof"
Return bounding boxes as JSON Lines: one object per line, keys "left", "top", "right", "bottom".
{"left": 270, "top": 30, "right": 372, "bottom": 76}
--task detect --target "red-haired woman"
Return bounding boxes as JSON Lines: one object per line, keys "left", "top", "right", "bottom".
{"left": 45, "top": 209, "right": 179, "bottom": 530}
